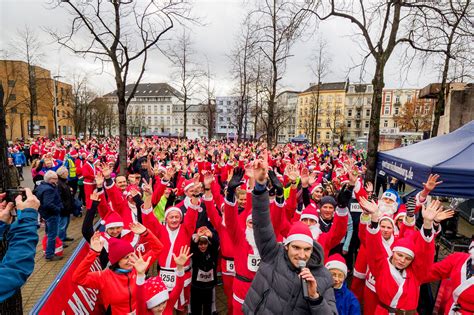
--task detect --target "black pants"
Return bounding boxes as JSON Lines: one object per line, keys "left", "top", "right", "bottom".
{"left": 68, "top": 178, "right": 78, "bottom": 197}
{"left": 191, "top": 286, "right": 213, "bottom": 315}
{"left": 16, "top": 166, "right": 23, "bottom": 179}
{"left": 78, "top": 184, "right": 85, "bottom": 205}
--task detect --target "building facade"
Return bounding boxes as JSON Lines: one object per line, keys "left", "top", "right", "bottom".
{"left": 276, "top": 91, "right": 299, "bottom": 143}
{"left": 171, "top": 103, "right": 208, "bottom": 139}
{"left": 344, "top": 83, "right": 374, "bottom": 141}
{"left": 1, "top": 60, "right": 74, "bottom": 140}
{"left": 297, "top": 82, "right": 347, "bottom": 144}
{"left": 215, "top": 96, "right": 253, "bottom": 139}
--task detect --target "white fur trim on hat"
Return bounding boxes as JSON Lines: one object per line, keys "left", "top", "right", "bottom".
{"left": 105, "top": 222, "right": 124, "bottom": 229}
{"left": 164, "top": 207, "right": 182, "bottom": 219}
{"left": 184, "top": 182, "right": 195, "bottom": 191}
{"left": 325, "top": 261, "right": 348, "bottom": 277}
{"left": 382, "top": 191, "right": 397, "bottom": 202}
{"left": 146, "top": 290, "right": 169, "bottom": 309}
{"left": 246, "top": 214, "right": 252, "bottom": 222}
{"left": 392, "top": 246, "right": 414, "bottom": 258}
{"left": 300, "top": 213, "right": 319, "bottom": 222}
{"left": 283, "top": 234, "right": 313, "bottom": 246}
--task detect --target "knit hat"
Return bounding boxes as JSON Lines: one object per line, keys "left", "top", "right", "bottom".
{"left": 102, "top": 212, "right": 124, "bottom": 230}
{"left": 144, "top": 276, "right": 169, "bottom": 309}
{"left": 300, "top": 207, "right": 319, "bottom": 223}
{"left": 320, "top": 196, "right": 337, "bottom": 208}
{"left": 164, "top": 206, "right": 182, "bottom": 219}
{"left": 325, "top": 254, "right": 348, "bottom": 277}
{"left": 283, "top": 222, "right": 314, "bottom": 246}
{"left": 108, "top": 237, "right": 134, "bottom": 265}
{"left": 391, "top": 237, "right": 415, "bottom": 258}
{"left": 310, "top": 183, "right": 323, "bottom": 195}
{"left": 183, "top": 179, "right": 195, "bottom": 191}
{"left": 382, "top": 189, "right": 399, "bottom": 204}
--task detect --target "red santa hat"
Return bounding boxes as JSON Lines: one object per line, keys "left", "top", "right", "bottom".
{"left": 391, "top": 237, "right": 415, "bottom": 258}
{"left": 300, "top": 207, "right": 319, "bottom": 223}
{"left": 125, "top": 185, "right": 142, "bottom": 197}
{"left": 394, "top": 206, "right": 407, "bottom": 221}
{"left": 310, "top": 183, "right": 323, "bottom": 195}
{"left": 340, "top": 174, "right": 350, "bottom": 185}
{"left": 144, "top": 276, "right": 169, "bottom": 309}
{"left": 379, "top": 214, "right": 395, "bottom": 228}
{"left": 101, "top": 212, "right": 124, "bottom": 230}
{"left": 325, "top": 254, "right": 348, "bottom": 278}
{"left": 164, "top": 206, "right": 182, "bottom": 219}
{"left": 69, "top": 149, "right": 78, "bottom": 158}
{"left": 283, "top": 222, "right": 314, "bottom": 246}
{"left": 108, "top": 237, "right": 134, "bottom": 265}
{"left": 183, "top": 179, "right": 195, "bottom": 191}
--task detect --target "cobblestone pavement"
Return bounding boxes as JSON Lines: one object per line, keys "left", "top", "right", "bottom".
{"left": 20, "top": 166, "right": 228, "bottom": 313}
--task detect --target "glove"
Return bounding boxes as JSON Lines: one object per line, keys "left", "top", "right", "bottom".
{"left": 337, "top": 184, "right": 353, "bottom": 209}
{"left": 406, "top": 197, "right": 416, "bottom": 217}
{"left": 268, "top": 170, "right": 284, "bottom": 196}
{"left": 228, "top": 167, "right": 244, "bottom": 191}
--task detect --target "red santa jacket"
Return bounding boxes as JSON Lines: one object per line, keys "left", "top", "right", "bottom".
{"left": 82, "top": 161, "right": 96, "bottom": 185}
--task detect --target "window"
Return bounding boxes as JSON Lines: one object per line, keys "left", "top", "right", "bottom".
{"left": 148, "top": 117, "right": 152, "bottom": 124}
{"left": 227, "top": 101, "right": 231, "bottom": 105}
{"left": 325, "top": 132, "right": 330, "bottom": 140}
{"left": 393, "top": 122, "right": 398, "bottom": 128}
{"left": 336, "top": 109, "right": 341, "bottom": 115}
{"left": 356, "top": 122, "right": 361, "bottom": 129}
{"left": 348, "top": 109, "right": 352, "bottom": 117}
{"left": 395, "top": 96, "right": 400, "bottom": 104}
{"left": 385, "top": 94, "right": 391, "bottom": 103}
{"left": 394, "top": 107, "right": 399, "bottom": 115}
{"left": 192, "top": 119, "right": 196, "bottom": 125}
{"left": 160, "top": 105, "right": 164, "bottom": 113}
{"left": 9, "top": 94, "right": 16, "bottom": 101}
{"left": 326, "top": 121, "right": 331, "bottom": 128}
{"left": 336, "top": 96, "right": 342, "bottom": 103}
{"left": 347, "top": 121, "right": 352, "bottom": 128}
{"left": 367, "top": 85, "right": 373, "bottom": 93}
{"left": 327, "top": 96, "right": 333, "bottom": 103}
{"left": 383, "top": 120, "right": 388, "bottom": 127}
{"left": 407, "top": 95, "right": 412, "bottom": 102}
{"left": 365, "top": 121, "right": 369, "bottom": 128}
{"left": 366, "top": 109, "right": 370, "bottom": 117}
{"left": 167, "top": 105, "right": 170, "bottom": 112}
{"left": 8, "top": 80, "right": 15, "bottom": 87}
{"left": 317, "top": 132, "right": 320, "bottom": 139}
{"left": 154, "top": 106, "right": 157, "bottom": 114}
{"left": 317, "top": 120, "right": 321, "bottom": 127}
{"left": 367, "top": 97, "right": 372, "bottom": 105}
{"left": 167, "top": 117, "right": 170, "bottom": 124}
{"left": 349, "top": 86, "right": 355, "bottom": 93}
{"left": 154, "top": 117, "right": 158, "bottom": 124}
{"left": 384, "top": 106, "right": 390, "bottom": 115}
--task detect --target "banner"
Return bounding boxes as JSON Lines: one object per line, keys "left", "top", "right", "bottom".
{"left": 31, "top": 238, "right": 106, "bottom": 315}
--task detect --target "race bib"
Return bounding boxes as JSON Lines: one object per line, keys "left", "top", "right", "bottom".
{"left": 196, "top": 269, "right": 214, "bottom": 282}
{"left": 160, "top": 269, "right": 176, "bottom": 289}
{"left": 350, "top": 203, "right": 362, "bottom": 212}
{"left": 247, "top": 254, "right": 261, "bottom": 272}
{"left": 226, "top": 259, "right": 235, "bottom": 273}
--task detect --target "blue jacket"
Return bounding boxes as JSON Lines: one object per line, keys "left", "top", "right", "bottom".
{"left": 11, "top": 152, "right": 26, "bottom": 166}
{"left": 334, "top": 282, "right": 361, "bottom": 315}
{"left": 0, "top": 209, "right": 39, "bottom": 302}
{"left": 34, "top": 182, "right": 63, "bottom": 218}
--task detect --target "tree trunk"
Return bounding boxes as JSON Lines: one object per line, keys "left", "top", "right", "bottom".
{"left": 118, "top": 97, "right": 128, "bottom": 175}
{"left": 0, "top": 84, "right": 13, "bottom": 191}
{"left": 366, "top": 62, "right": 385, "bottom": 183}
{"left": 431, "top": 54, "right": 450, "bottom": 137}
{"left": 183, "top": 99, "right": 187, "bottom": 138}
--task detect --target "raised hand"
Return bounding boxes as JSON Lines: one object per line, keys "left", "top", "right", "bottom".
{"left": 95, "top": 172, "right": 104, "bottom": 187}
{"left": 15, "top": 188, "right": 40, "bottom": 211}
{"left": 129, "top": 222, "right": 147, "bottom": 235}
{"left": 434, "top": 208, "right": 455, "bottom": 223}
{"left": 422, "top": 200, "right": 443, "bottom": 223}
{"left": 101, "top": 163, "right": 112, "bottom": 179}
{"left": 142, "top": 178, "right": 153, "bottom": 196}
{"left": 300, "top": 167, "right": 309, "bottom": 187}
{"left": 132, "top": 251, "right": 151, "bottom": 275}
{"left": 90, "top": 190, "right": 101, "bottom": 202}
{"left": 202, "top": 171, "right": 214, "bottom": 188}
{"left": 359, "top": 197, "right": 378, "bottom": 214}
{"left": 90, "top": 232, "right": 104, "bottom": 252}
{"left": 308, "top": 172, "right": 318, "bottom": 186}
{"left": 268, "top": 170, "right": 284, "bottom": 196}
{"left": 244, "top": 162, "right": 255, "bottom": 179}
{"left": 228, "top": 167, "right": 245, "bottom": 191}
{"left": 423, "top": 174, "right": 443, "bottom": 192}
{"left": 365, "top": 181, "right": 374, "bottom": 194}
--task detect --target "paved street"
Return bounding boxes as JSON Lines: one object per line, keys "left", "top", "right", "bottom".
{"left": 20, "top": 166, "right": 227, "bottom": 313}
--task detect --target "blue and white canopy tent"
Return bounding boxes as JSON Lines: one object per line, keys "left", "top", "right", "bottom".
{"left": 377, "top": 120, "right": 474, "bottom": 199}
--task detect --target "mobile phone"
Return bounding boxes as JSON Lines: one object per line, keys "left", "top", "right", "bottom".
{"left": 5, "top": 188, "right": 26, "bottom": 204}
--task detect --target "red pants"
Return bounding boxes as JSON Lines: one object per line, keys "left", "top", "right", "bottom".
{"left": 83, "top": 183, "right": 96, "bottom": 209}
{"left": 233, "top": 299, "right": 244, "bottom": 315}
{"left": 222, "top": 274, "right": 234, "bottom": 314}
{"left": 351, "top": 276, "right": 365, "bottom": 304}
{"left": 363, "top": 285, "right": 379, "bottom": 315}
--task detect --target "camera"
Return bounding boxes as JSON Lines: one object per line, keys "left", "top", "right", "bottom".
{"left": 5, "top": 188, "right": 26, "bottom": 203}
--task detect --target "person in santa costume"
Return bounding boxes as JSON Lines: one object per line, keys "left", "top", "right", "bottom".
{"left": 72, "top": 224, "right": 162, "bottom": 314}
{"left": 135, "top": 245, "right": 192, "bottom": 315}
{"left": 363, "top": 198, "right": 444, "bottom": 314}
{"left": 325, "top": 254, "right": 361, "bottom": 315}
{"left": 82, "top": 152, "right": 97, "bottom": 209}
{"left": 424, "top": 237, "right": 474, "bottom": 314}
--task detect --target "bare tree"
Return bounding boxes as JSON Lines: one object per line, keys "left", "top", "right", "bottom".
{"left": 71, "top": 75, "right": 95, "bottom": 137}
{"left": 251, "top": 0, "right": 310, "bottom": 147}
{"left": 198, "top": 60, "right": 216, "bottom": 139}
{"left": 49, "top": 0, "right": 192, "bottom": 173}
{"left": 167, "top": 29, "right": 203, "bottom": 138}
{"left": 400, "top": 0, "right": 473, "bottom": 136}
{"left": 307, "top": 37, "right": 331, "bottom": 144}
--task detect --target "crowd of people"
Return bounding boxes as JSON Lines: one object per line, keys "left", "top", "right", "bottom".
{"left": 1, "top": 136, "right": 473, "bottom": 314}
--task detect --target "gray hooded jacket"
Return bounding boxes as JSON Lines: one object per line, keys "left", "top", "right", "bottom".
{"left": 242, "top": 190, "right": 337, "bottom": 315}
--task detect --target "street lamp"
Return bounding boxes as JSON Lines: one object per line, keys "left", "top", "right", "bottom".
{"left": 53, "top": 75, "right": 63, "bottom": 137}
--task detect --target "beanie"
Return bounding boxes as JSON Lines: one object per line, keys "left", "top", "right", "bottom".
{"left": 144, "top": 276, "right": 169, "bottom": 309}
{"left": 283, "top": 222, "right": 314, "bottom": 246}
{"left": 325, "top": 254, "right": 348, "bottom": 277}
{"left": 391, "top": 237, "right": 415, "bottom": 258}
{"left": 320, "top": 196, "right": 337, "bottom": 208}
{"left": 108, "top": 237, "right": 134, "bottom": 265}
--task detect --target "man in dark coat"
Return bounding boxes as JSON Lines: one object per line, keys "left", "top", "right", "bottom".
{"left": 242, "top": 167, "right": 337, "bottom": 314}
{"left": 34, "top": 170, "right": 63, "bottom": 261}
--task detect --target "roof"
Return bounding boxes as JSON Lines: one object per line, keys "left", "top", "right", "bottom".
{"left": 302, "top": 82, "right": 347, "bottom": 93}
{"left": 104, "top": 83, "right": 183, "bottom": 98}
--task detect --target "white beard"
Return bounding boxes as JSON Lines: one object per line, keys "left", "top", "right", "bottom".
{"left": 245, "top": 227, "right": 259, "bottom": 255}
{"left": 378, "top": 200, "right": 397, "bottom": 215}
{"left": 309, "top": 225, "right": 321, "bottom": 240}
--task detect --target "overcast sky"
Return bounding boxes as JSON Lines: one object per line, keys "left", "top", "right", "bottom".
{"left": 1, "top": 0, "right": 442, "bottom": 97}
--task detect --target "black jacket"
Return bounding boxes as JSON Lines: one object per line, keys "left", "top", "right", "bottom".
{"left": 190, "top": 232, "right": 219, "bottom": 290}
{"left": 242, "top": 191, "right": 337, "bottom": 315}
{"left": 57, "top": 178, "right": 74, "bottom": 217}
{"left": 34, "top": 182, "right": 63, "bottom": 219}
